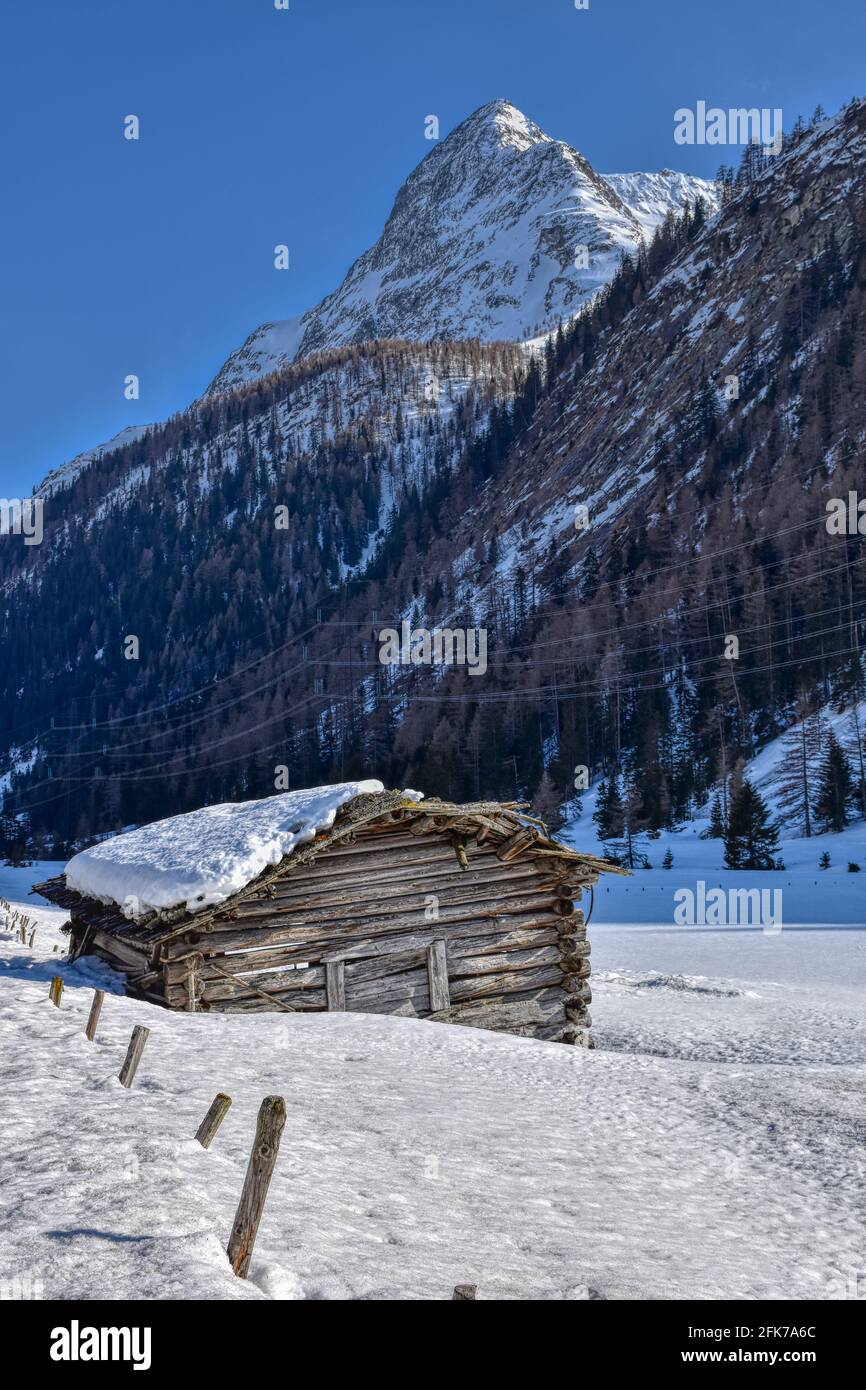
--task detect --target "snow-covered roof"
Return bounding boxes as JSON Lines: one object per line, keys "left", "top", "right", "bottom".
{"left": 64, "top": 781, "right": 387, "bottom": 919}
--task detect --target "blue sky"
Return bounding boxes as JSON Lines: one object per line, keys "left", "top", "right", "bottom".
{"left": 2, "top": 0, "right": 864, "bottom": 496}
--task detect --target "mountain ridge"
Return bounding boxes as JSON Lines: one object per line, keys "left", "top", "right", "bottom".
{"left": 205, "top": 98, "right": 716, "bottom": 398}
{"left": 35, "top": 100, "right": 715, "bottom": 498}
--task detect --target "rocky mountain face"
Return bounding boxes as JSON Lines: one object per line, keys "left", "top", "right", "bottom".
{"left": 205, "top": 100, "right": 716, "bottom": 397}
{"left": 3, "top": 99, "right": 864, "bottom": 850}
{"left": 37, "top": 99, "right": 714, "bottom": 500}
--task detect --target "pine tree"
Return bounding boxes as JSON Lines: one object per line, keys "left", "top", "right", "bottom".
{"left": 842, "top": 704, "right": 866, "bottom": 820}
{"left": 724, "top": 779, "right": 781, "bottom": 869}
{"left": 708, "top": 792, "right": 726, "bottom": 838}
{"left": 593, "top": 775, "right": 624, "bottom": 839}
{"left": 814, "top": 730, "right": 854, "bottom": 832}
{"left": 662, "top": 847, "right": 674, "bottom": 869}
{"left": 776, "top": 703, "right": 823, "bottom": 836}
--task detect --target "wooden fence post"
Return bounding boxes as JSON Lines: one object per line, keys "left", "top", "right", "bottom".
{"left": 427, "top": 939, "right": 450, "bottom": 1013}
{"left": 325, "top": 961, "right": 345, "bottom": 1011}
{"left": 227, "top": 1096, "right": 287, "bottom": 1278}
{"left": 85, "top": 989, "right": 105, "bottom": 1041}
{"left": 452, "top": 1284, "right": 477, "bottom": 1300}
{"left": 49, "top": 976, "right": 64, "bottom": 1007}
{"left": 118, "top": 1024, "right": 150, "bottom": 1088}
{"left": 196, "top": 1092, "right": 233, "bottom": 1148}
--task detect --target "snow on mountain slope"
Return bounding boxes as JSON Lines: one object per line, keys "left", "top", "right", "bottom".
{"left": 603, "top": 169, "right": 719, "bottom": 239}
{"left": 199, "top": 316, "right": 306, "bottom": 400}
{"left": 1, "top": 872, "right": 862, "bottom": 1299}
{"left": 205, "top": 101, "right": 716, "bottom": 398}
{"left": 36, "top": 424, "right": 151, "bottom": 499}
{"left": 444, "top": 99, "right": 866, "bottom": 603}
{"left": 11, "top": 340, "right": 520, "bottom": 604}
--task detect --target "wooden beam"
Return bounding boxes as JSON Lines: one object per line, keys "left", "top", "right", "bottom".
{"left": 48, "top": 976, "right": 64, "bottom": 1007}
{"left": 227, "top": 1096, "right": 287, "bottom": 1278}
{"left": 426, "top": 939, "right": 450, "bottom": 1013}
{"left": 325, "top": 960, "right": 346, "bottom": 1011}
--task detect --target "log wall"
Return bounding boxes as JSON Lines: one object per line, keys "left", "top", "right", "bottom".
{"left": 156, "top": 825, "right": 592, "bottom": 1042}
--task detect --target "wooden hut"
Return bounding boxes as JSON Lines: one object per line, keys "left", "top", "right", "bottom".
{"left": 35, "top": 788, "right": 621, "bottom": 1044}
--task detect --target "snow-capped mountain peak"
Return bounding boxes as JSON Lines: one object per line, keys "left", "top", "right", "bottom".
{"left": 204, "top": 101, "right": 717, "bottom": 397}
{"left": 455, "top": 97, "right": 553, "bottom": 153}
{"left": 35, "top": 101, "right": 718, "bottom": 491}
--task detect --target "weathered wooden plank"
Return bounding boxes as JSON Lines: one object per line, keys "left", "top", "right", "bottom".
{"left": 164, "top": 905, "right": 566, "bottom": 959}
{"left": 428, "top": 992, "right": 561, "bottom": 1031}
{"left": 449, "top": 963, "right": 565, "bottom": 1003}
{"left": 169, "top": 965, "right": 324, "bottom": 1006}
{"left": 345, "top": 961, "right": 565, "bottom": 1011}
{"left": 167, "top": 925, "right": 561, "bottom": 995}
{"left": 427, "top": 939, "right": 450, "bottom": 1012}
{"left": 118, "top": 1025, "right": 150, "bottom": 1088}
{"left": 325, "top": 960, "right": 345, "bottom": 1011}
{"left": 341, "top": 942, "right": 561, "bottom": 990}
{"left": 48, "top": 976, "right": 64, "bottom": 1007}
{"left": 196, "top": 1092, "right": 233, "bottom": 1149}
{"left": 166, "top": 954, "right": 323, "bottom": 987}
{"left": 495, "top": 828, "right": 535, "bottom": 862}
{"left": 448, "top": 944, "right": 561, "bottom": 977}
{"left": 91, "top": 927, "right": 151, "bottom": 968}
{"left": 227, "top": 1096, "right": 286, "bottom": 1278}
{"left": 85, "top": 989, "right": 104, "bottom": 1040}
{"left": 322, "top": 925, "right": 563, "bottom": 969}
{"left": 203, "top": 992, "right": 326, "bottom": 1013}
{"left": 227, "top": 882, "right": 560, "bottom": 931}
{"left": 254, "top": 860, "right": 556, "bottom": 911}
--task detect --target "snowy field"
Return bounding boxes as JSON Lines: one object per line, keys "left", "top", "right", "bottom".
{"left": 1, "top": 863, "right": 864, "bottom": 1301}
{"left": 581, "top": 819, "right": 866, "bottom": 927}
{"left": 559, "top": 708, "right": 866, "bottom": 927}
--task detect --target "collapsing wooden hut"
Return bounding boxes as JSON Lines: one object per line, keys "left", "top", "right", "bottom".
{"left": 36, "top": 783, "right": 620, "bottom": 1044}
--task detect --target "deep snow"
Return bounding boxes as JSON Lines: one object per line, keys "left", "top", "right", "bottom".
{"left": 0, "top": 863, "right": 863, "bottom": 1301}
{"left": 64, "top": 780, "right": 385, "bottom": 918}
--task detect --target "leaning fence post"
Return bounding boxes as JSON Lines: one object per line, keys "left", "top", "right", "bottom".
{"left": 118, "top": 1024, "right": 150, "bottom": 1088}
{"left": 85, "top": 989, "right": 105, "bottom": 1041}
{"left": 227, "top": 1095, "right": 287, "bottom": 1278}
{"left": 196, "top": 1092, "right": 233, "bottom": 1149}
{"left": 49, "top": 976, "right": 64, "bottom": 1007}
{"left": 452, "top": 1284, "right": 477, "bottom": 1300}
